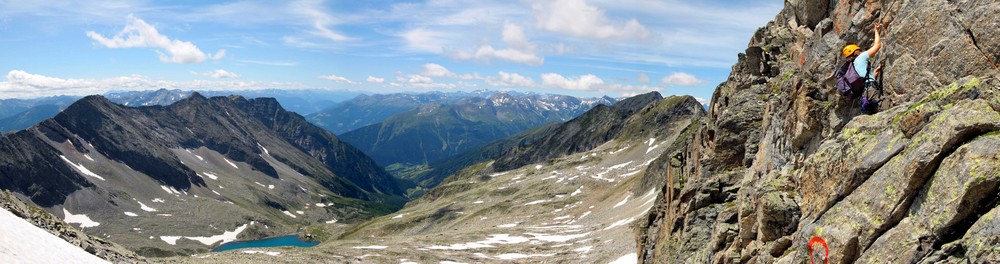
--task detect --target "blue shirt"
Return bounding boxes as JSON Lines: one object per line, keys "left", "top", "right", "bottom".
{"left": 853, "top": 52, "right": 871, "bottom": 80}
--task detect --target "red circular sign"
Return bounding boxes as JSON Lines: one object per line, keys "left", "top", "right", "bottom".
{"left": 808, "top": 236, "right": 829, "bottom": 264}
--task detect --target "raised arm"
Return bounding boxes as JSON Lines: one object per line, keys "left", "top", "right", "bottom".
{"left": 866, "top": 23, "right": 882, "bottom": 56}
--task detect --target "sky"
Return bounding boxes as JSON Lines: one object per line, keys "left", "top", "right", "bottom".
{"left": 0, "top": 0, "right": 782, "bottom": 102}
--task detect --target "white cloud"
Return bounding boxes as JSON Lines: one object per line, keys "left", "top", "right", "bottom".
{"left": 0, "top": 70, "right": 306, "bottom": 98}
{"left": 212, "top": 49, "right": 226, "bottom": 60}
{"left": 193, "top": 69, "right": 239, "bottom": 79}
{"left": 486, "top": 71, "right": 535, "bottom": 87}
{"left": 422, "top": 63, "right": 456, "bottom": 78}
{"left": 532, "top": 0, "right": 650, "bottom": 40}
{"left": 637, "top": 73, "right": 650, "bottom": 83}
{"left": 421, "top": 63, "right": 479, "bottom": 79}
{"left": 660, "top": 72, "right": 703, "bottom": 86}
{"left": 539, "top": 72, "right": 661, "bottom": 95}
{"left": 367, "top": 76, "right": 385, "bottom": 83}
{"left": 288, "top": 0, "right": 350, "bottom": 42}
{"left": 400, "top": 28, "right": 449, "bottom": 53}
{"left": 85, "top": 15, "right": 223, "bottom": 64}
{"left": 318, "top": 75, "right": 355, "bottom": 84}
{"left": 540, "top": 73, "right": 604, "bottom": 90}
{"left": 447, "top": 22, "right": 543, "bottom": 65}
{"left": 406, "top": 74, "right": 433, "bottom": 84}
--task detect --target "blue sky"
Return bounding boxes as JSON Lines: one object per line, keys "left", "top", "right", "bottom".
{"left": 0, "top": 0, "right": 782, "bottom": 102}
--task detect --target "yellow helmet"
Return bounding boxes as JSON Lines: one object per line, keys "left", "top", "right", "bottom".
{"left": 842, "top": 44, "right": 861, "bottom": 58}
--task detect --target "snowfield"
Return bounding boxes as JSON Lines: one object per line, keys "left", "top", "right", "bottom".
{"left": 62, "top": 208, "right": 100, "bottom": 229}
{"left": 1, "top": 208, "right": 108, "bottom": 263}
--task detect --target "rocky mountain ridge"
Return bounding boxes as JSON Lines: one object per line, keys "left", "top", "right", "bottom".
{"left": 0, "top": 93, "right": 404, "bottom": 256}
{"left": 638, "top": 0, "right": 1000, "bottom": 263}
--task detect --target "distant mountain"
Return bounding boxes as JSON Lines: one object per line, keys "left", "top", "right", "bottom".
{"left": 337, "top": 93, "right": 613, "bottom": 169}
{"left": 104, "top": 88, "right": 360, "bottom": 115}
{"left": 306, "top": 92, "right": 481, "bottom": 135}
{"left": 0, "top": 93, "right": 403, "bottom": 256}
{"left": 104, "top": 88, "right": 191, "bottom": 107}
{"left": 200, "top": 89, "right": 360, "bottom": 115}
{"left": 493, "top": 92, "right": 701, "bottom": 171}
{"left": 0, "top": 96, "right": 78, "bottom": 120}
{"left": 0, "top": 104, "right": 66, "bottom": 133}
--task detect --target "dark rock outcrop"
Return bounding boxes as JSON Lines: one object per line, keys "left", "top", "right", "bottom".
{"left": 639, "top": 0, "right": 1000, "bottom": 263}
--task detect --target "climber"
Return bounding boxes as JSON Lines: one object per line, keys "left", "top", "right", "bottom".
{"left": 835, "top": 22, "right": 884, "bottom": 114}
{"left": 844, "top": 22, "right": 883, "bottom": 83}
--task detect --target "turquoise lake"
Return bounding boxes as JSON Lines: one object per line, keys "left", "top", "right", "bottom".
{"left": 212, "top": 235, "right": 319, "bottom": 252}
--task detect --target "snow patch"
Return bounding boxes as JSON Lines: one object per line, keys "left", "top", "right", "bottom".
{"left": 201, "top": 172, "right": 219, "bottom": 180}
{"left": 604, "top": 217, "right": 636, "bottom": 230}
{"left": 526, "top": 232, "right": 590, "bottom": 242}
{"left": 295, "top": 210, "right": 304, "bottom": 215}
{"left": 160, "top": 185, "right": 182, "bottom": 195}
{"left": 609, "top": 253, "right": 638, "bottom": 264}
{"left": 473, "top": 200, "right": 484, "bottom": 204}
{"left": 524, "top": 200, "right": 548, "bottom": 206}
{"left": 183, "top": 223, "right": 249, "bottom": 245}
{"left": 124, "top": 212, "right": 138, "bottom": 217}
{"left": 316, "top": 203, "right": 327, "bottom": 207}
{"left": 243, "top": 250, "right": 281, "bottom": 256}
{"left": 160, "top": 236, "right": 182, "bottom": 245}
{"left": 497, "top": 223, "right": 518, "bottom": 228}
{"left": 647, "top": 137, "right": 656, "bottom": 146}
{"left": 62, "top": 208, "right": 99, "bottom": 228}
{"left": 212, "top": 190, "right": 221, "bottom": 196}
{"left": 282, "top": 211, "right": 297, "bottom": 218}
{"left": 224, "top": 158, "right": 238, "bottom": 169}
{"left": 137, "top": 201, "right": 157, "bottom": 212}
{"left": 152, "top": 198, "right": 165, "bottom": 203}
{"left": 535, "top": 165, "right": 543, "bottom": 170}
{"left": 571, "top": 186, "right": 583, "bottom": 196}
{"left": 325, "top": 219, "right": 338, "bottom": 224}
{"left": 614, "top": 196, "right": 629, "bottom": 208}
{"left": 257, "top": 143, "right": 270, "bottom": 155}
{"left": 59, "top": 155, "right": 106, "bottom": 181}
{"left": 83, "top": 154, "right": 94, "bottom": 161}
{"left": 268, "top": 185, "right": 275, "bottom": 190}
{"left": 352, "top": 245, "right": 388, "bottom": 250}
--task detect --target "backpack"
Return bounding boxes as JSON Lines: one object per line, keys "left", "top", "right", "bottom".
{"left": 835, "top": 59, "right": 866, "bottom": 98}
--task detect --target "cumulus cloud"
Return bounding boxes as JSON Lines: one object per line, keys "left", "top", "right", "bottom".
{"left": 540, "top": 72, "right": 661, "bottom": 95}
{"left": 367, "top": 76, "right": 385, "bottom": 83}
{"left": 422, "top": 63, "right": 456, "bottom": 78}
{"left": 0, "top": 70, "right": 305, "bottom": 98}
{"left": 193, "top": 69, "right": 239, "bottom": 79}
{"left": 86, "top": 15, "right": 223, "bottom": 64}
{"left": 318, "top": 75, "right": 355, "bottom": 84}
{"left": 540, "top": 73, "right": 604, "bottom": 90}
{"left": 532, "top": 0, "right": 650, "bottom": 40}
{"left": 448, "top": 22, "right": 543, "bottom": 65}
{"left": 401, "top": 28, "right": 449, "bottom": 53}
{"left": 660, "top": 72, "right": 704, "bottom": 86}
{"left": 421, "top": 63, "right": 479, "bottom": 79}
{"left": 405, "top": 74, "right": 433, "bottom": 84}
{"left": 486, "top": 71, "right": 535, "bottom": 87}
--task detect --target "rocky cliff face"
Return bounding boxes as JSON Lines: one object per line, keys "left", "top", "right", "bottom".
{"left": 639, "top": 0, "right": 1000, "bottom": 263}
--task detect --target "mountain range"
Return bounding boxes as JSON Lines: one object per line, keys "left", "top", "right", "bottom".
{"left": 0, "top": 92, "right": 404, "bottom": 256}
{"left": 337, "top": 93, "right": 614, "bottom": 170}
